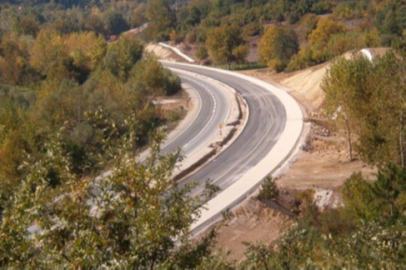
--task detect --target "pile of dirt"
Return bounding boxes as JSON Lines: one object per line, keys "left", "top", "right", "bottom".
{"left": 213, "top": 198, "right": 292, "bottom": 262}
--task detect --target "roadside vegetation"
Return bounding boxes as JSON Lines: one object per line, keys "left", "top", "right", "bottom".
{"left": 0, "top": 0, "right": 405, "bottom": 269}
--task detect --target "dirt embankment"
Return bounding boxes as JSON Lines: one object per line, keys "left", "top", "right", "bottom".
{"left": 145, "top": 43, "right": 187, "bottom": 62}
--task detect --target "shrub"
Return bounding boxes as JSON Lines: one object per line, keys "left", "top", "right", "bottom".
{"left": 258, "top": 176, "right": 279, "bottom": 201}
{"left": 196, "top": 45, "right": 208, "bottom": 60}
{"left": 268, "top": 59, "right": 285, "bottom": 72}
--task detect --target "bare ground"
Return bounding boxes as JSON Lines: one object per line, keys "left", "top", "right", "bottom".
{"left": 214, "top": 198, "right": 291, "bottom": 261}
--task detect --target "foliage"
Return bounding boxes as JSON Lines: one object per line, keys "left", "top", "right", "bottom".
{"left": 287, "top": 17, "right": 353, "bottom": 71}
{"left": 321, "top": 54, "right": 373, "bottom": 161}
{"left": 241, "top": 164, "right": 406, "bottom": 269}
{"left": 101, "top": 35, "right": 143, "bottom": 82}
{"left": 308, "top": 17, "right": 347, "bottom": 59}
{"left": 0, "top": 33, "right": 38, "bottom": 85}
{"left": 0, "top": 125, "right": 220, "bottom": 269}
{"left": 205, "top": 23, "right": 248, "bottom": 69}
{"left": 129, "top": 56, "right": 181, "bottom": 96}
{"left": 298, "top": 13, "right": 319, "bottom": 38}
{"left": 146, "top": 0, "right": 175, "bottom": 41}
{"left": 196, "top": 45, "right": 208, "bottom": 60}
{"left": 0, "top": 16, "right": 184, "bottom": 227}
{"left": 104, "top": 10, "right": 130, "bottom": 36}
{"left": 1, "top": 0, "right": 406, "bottom": 268}
{"left": 374, "top": 0, "right": 406, "bottom": 46}
{"left": 259, "top": 25, "right": 298, "bottom": 72}
{"left": 257, "top": 176, "right": 279, "bottom": 202}
{"left": 322, "top": 50, "right": 406, "bottom": 165}
{"left": 332, "top": 0, "right": 369, "bottom": 20}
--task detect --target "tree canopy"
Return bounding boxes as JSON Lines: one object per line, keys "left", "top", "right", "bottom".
{"left": 322, "top": 50, "right": 406, "bottom": 166}
{"left": 205, "top": 23, "right": 249, "bottom": 69}
{"left": 259, "top": 25, "right": 299, "bottom": 72}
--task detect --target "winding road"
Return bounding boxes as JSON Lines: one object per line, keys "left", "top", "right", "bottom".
{"left": 162, "top": 62, "right": 303, "bottom": 232}
{"left": 165, "top": 63, "right": 286, "bottom": 193}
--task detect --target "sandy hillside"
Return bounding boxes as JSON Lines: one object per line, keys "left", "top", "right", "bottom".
{"left": 145, "top": 43, "right": 186, "bottom": 62}
{"left": 280, "top": 63, "right": 329, "bottom": 110}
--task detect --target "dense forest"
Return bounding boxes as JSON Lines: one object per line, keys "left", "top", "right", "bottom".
{"left": 0, "top": 0, "right": 405, "bottom": 269}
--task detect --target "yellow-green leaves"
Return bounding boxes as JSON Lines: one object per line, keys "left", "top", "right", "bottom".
{"left": 206, "top": 23, "right": 248, "bottom": 69}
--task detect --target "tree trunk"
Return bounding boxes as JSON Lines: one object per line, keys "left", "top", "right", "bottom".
{"left": 262, "top": 258, "right": 270, "bottom": 270}
{"left": 149, "top": 258, "right": 156, "bottom": 270}
{"left": 345, "top": 116, "right": 353, "bottom": 161}
{"left": 390, "top": 200, "right": 394, "bottom": 217}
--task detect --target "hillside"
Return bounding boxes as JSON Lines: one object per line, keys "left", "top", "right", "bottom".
{"left": 0, "top": 0, "right": 405, "bottom": 269}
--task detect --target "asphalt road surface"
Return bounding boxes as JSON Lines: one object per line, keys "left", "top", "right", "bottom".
{"left": 164, "top": 63, "right": 287, "bottom": 197}
{"left": 159, "top": 72, "right": 230, "bottom": 159}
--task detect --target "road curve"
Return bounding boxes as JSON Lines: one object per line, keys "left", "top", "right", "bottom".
{"left": 166, "top": 63, "right": 287, "bottom": 193}
{"left": 159, "top": 72, "right": 230, "bottom": 160}
{"left": 162, "top": 62, "right": 303, "bottom": 232}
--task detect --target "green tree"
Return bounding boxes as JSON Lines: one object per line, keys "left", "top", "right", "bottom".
{"left": 241, "top": 164, "right": 406, "bottom": 270}
{"left": 129, "top": 57, "right": 181, "bottom": 96}
{"left": 0, "top": 33, "right": 37, "bottom": 85}
{"left": 205, "top": 23, "right": 249, "bottom": 69}
{"left": 242, "top": 242, "right": 274, "bottom": 270}
{"left": 104, "top": 11, "right": 130, "bottom": 36}
{"left": 309, "top": 17, "right": 347, "bottom": 45}
{"left": 374, "top": 0, "right": 404, "bottom": 46}
{"left": 84, "top": 14, "right": 106, "bottom": 35}
{"left": 373, "top": 164, "right": 406, "bottom": 218}
{"left": 259, "top": 25, "right": 299, "bottom": 72}
{"left": 308, "top": 17, "right": 346, "bottom": 61}
{"left": 146, "top": 0, "right": 175, "bottom": 41}
{"left": 341, "top": 172, "right": 377, "bottom": 221}
{"left": 258, "top": 175, "right": 279, "bottom": 202}
{"left": 0, "top": 123, "right": 219, "bottom": 269}
{"left": 102, "top": 35, "right": 143, "bottom": 82}
{"left": 321, "top": 55, "right": 373, "bottom": 161}
{"left": 196, "top": 45, "right": 208, "bottom": 60}
{"left": 323, "top": 50, "right": 406, "bottom": 165}
{"left": 30, "top": 28, "right": 72, "bottom": 81}
{"left": 362, "top": 51, "right": 406, "bottom": 166}
{"left": 65, "top": 31, "right": 107, "bottom": 71}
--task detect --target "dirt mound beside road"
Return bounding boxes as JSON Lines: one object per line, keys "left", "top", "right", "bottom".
{"left": 145, "top": 43, "right": 186, "bottom": 62}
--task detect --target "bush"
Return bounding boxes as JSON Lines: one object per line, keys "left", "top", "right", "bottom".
{"left": 286, "top": 47, "right": 320, "bottom": 72}
{"left": 196, "top": 45, "right": 208, "bottom": 60}
{"left": 167, "top": 111, "right": 180, "bottom": 122}
{"left": 258, "top": 176, "right": 279, "bottom": 201}
{"left": 243, "top": 22, "right": 261, "bottom": 36}
{"left": 259, "top": 25, "right": 298, "bottom": 72}
{"left": 268, "top": 59, "right": 286, "bottom": 72}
